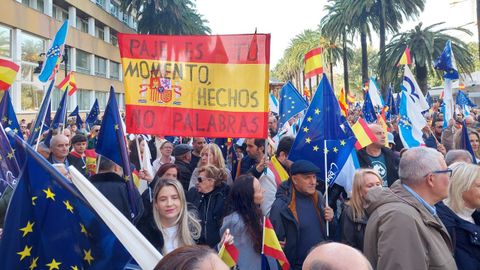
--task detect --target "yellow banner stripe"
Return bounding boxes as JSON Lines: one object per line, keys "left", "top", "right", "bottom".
{"left": 305, "top": 54, "right": 323, "bottom": 74}
{"left": 0, "top": 67, "right": 18, "bottom": 84}
{"left": 219, "top": 244, "right": 236, "bottom": 267}
{"left": 121, "top": 58, "right": 269, "bottom": 113}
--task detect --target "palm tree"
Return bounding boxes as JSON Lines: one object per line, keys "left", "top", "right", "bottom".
{"left": 120, "top": 0, "right": 210, "bottom": 34}
{"left": 378, "top": 22, "right": 475, "bottom": 94}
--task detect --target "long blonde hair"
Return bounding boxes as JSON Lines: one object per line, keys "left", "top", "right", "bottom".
{"left": 197, "top": 143, "right": 226, "bottom": 170}
{"left": 444, "top": 162, "right": 480, "bottom": 213}
{"left": 348, "top": 168, "right": 382, "bottom": 220}
{"left": 152, "top": 178, "right": 201, "bottom": 253}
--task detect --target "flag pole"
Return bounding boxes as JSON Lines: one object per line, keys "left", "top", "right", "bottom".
{"left": 264, "top": 139, "right": 269, "bottom": 175}
{"left": 324, "top": 139, "right": 329, "bottom": 237}
{"left": 135, "top": 135, "right": 144, "bottom": 170}
{"left": 261, "top": 216, "right": 266, "bottom": 254}
{"left": 34, "top": 114, "right": 47, "bottom": 152}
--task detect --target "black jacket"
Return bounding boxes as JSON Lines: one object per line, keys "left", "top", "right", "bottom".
{"left": 356, "top": 147, "right": 399, "bottom": 187}
{"left": 175, "top": 159, "right": 193, "bottom": 192}
{"left": 437, "top": 202, "right": 480, "bottom": 270}
{"left": 269, "top": 180, "right": 334, "bottom": 269}
{"left": 89, "top": 172, "right": 144, "bottom": 223}
{"left": 340, "top": 203, "right": 368, "bottom": 251}
{"left": 68, "top": 153, "right": 89, "bottom": 178}
{"left": 186, "top": 183, "right": 230, "bottom": 247}
{"left": 137, "top": 215, "right": 165, "bottom": 252}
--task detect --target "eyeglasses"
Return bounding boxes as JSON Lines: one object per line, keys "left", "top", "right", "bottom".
{"left": 430, "top": 169, "right": 453, "bottom": 177}
{"left": 197, "top": 177, "right": 211, "bottom": 183}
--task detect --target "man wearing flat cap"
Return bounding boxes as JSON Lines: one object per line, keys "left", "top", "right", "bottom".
{"left": 173, "top": 144, "right": 193, "bottom": 192}
{"left": 269, "top": 160, "right": 334, "bottom": 270}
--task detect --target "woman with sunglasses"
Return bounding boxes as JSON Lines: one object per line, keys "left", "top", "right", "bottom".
{"left": 189, "top": 143, "right": 232, "bottom": 190}
{"left": 437, "top": 162, "right": 480, "bottom": 270}
{"left": 186, "top": 165, "right": 230, "bottom": 248}
{"left": 138, "top": 178, "right": 201, "bottom": 254}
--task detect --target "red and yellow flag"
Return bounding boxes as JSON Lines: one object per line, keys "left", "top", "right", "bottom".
{"left": 377, "top": 108, "right": 390, "bottom": 147}
{"left": 338, "top": 88, "right": 348, "bottom": 116}
{"left": 218, "top": 242, "right": 239, "bottom": 268}
{"left": 118, "top": 34, "right": 270, "bottom": 138}
{"left": 263, "top": 217, "right": 290, "bottom": 270}
{"left": 352, "top": 118, "right": 378, "bottom": 150}
{"left": 85, "top": 149, "right": 97, "bottom": 176}
{"left": 0, "top": 59, "right": 19, "bottom": 90}
{"left": 57, "top": 71, "right": 78, "bottom": 96}
{"left": 347, "top": 93, "right": 356, "bottom": 104}
{"left": 397, "top": 47, "right": 412, "bottom": 66}
{"left": 304, "top": 48, "right": 323, "bottom": 80}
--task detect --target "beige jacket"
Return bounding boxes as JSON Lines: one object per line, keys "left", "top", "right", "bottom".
{"left": 363, "top": 180, "right": 457, "bottom": 270}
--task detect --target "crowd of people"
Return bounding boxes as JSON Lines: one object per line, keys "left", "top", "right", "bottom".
{"left": 1, "top": 100, "right": 480, "bottom": 270}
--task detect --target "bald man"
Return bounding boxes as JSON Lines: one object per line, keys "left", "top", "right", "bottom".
{"left": 302, "top": 242, "right": 372, "bottom": 270}
{"left": 356, "top": 124, "right": 399, "bottom": 187}
{"left": 48, "top": 134, "right": 70, "bottom": 166}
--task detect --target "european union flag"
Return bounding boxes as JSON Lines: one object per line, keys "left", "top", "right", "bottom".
{"left": 434, "top": 40, "right": 459, "bottom": 80}
{"left": 96, "top": 87, "right": 142, "bottom": 221}
{"left": 69, "top": 105, "right": 84, "bottom": 129}
{"left": 289, "top": 74, "right": 355, "bottom": 185}
{"left": 41, "top": 101, "right": 52, "bottom": 134}
{"left": 86, "top": 99, "right": 100, "bottom": 128}
{"left": 0, "top": 90, "right": 21, "bottom": 141}
{"left": 69, "top": 105, "right": 79, "bottom": 118}
{"left": 38, "top": 20, "right": 69, "bottom": 82}
{"left": 456, "top": 90, "right": 476, "bottom": 108}
{"left": 0, "top": 129, "right": 133, "bottom": 269}
{"left": 0, "top": 124, "right": 19, "bottom": 198}
{"left": 460, "top": 120, "right": 478, "bottom": 163}
{"left": 278, "top": 81, "right": 308, "bottom": 128}
{"left": 362, "top": 91, "right": 377, "bottom": 123}
{"left": 28, "top": 80, "right": 55, "bottom": 146}
{"left": 385, "top": 86, "right": 398, "bottom": 121}
{"left": 325, "top": 137, "right": 357, "bottom": 186}
{"left": 43, "top": 89, "right": 68, "bottom": 147}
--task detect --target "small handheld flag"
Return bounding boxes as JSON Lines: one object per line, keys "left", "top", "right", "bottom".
{"left": 262, "top": 217, "right": 289, "bottom": 270}
{"left": 352, "top": 118, "right": 377, "bottom": 150}
{"left": 0, "top": 59, "right": 19, "bottom": 90}
{"left": 218, "top": 242, "right": 239, "bottom": 268}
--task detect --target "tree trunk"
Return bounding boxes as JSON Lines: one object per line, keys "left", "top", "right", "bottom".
{"left": 415, "top": 64, "right": 428, "bottom": 94}
{"left": 361, "top": 31, "right": 369, "bottom": 85}
{"left": 330, "top": 62, "right": 334, "bottom": 91}
{"left": 342, "top": 31, "right": 349, "bottom": 94}
{"left": 378, "top": 0, "right": 387, "bottom": 97}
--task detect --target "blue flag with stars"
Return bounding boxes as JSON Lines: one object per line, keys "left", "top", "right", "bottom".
{"left": 459, "top": 120, "right": 478, "bottom": 163}
{"left": 456, "top": 90, "right": 477, "bottom": 116}
{"left": 86, "top": 99, "right": 100, "bottom": 128}
{"left": 385, "top": 86, "right": 398, "bottom": 121}
{"left": 69, "top": 105, "right": 79, "bottom": 118}
{"left": 96, "top": 87, "right": 142, "bottom": 221}
{"left": 43, "top": 89, "right": 68, "bottom": 147}
{"left": 288, "top": 74, "right": 358, "bottom": 187}
{"left": 0, "top": 129, "right": 133, "bottom": 270}
{"left": 38, "top": 20, "right": 69, "bottom": 82}
{"left": 69, "top": 105, "right": 84, "bottom": 129}
{"left": 362, "top": 91, "right": 377, "bottom": 123}
{"left": 0, "top": 90, "right": 22, "bottom": 142}
{"left": 0, "top": 124, "right": 19, "bottom": 198}
{"left": 28, "top": 80, "right": 55, "bottom": 146}
{"left": 278, "top": 81, "right": 308, "bottom": 128}
{"left": 434, "top": 40, "right": 459, "bottom": 80}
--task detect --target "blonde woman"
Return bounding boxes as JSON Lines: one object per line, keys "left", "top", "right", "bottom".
{"left": 340, "top": 169, "right": 382, "bottom": 251}
{"left": 454, "top": 128, "right": 480, "bottom": 162}
{"left": 188, "top": 143, "right": 232, "bottom": 190}
{"left": 437, "top": 162, "right": 480, "bottom": 270}
{"left": 138, "top": 178, "right": 201, "bottom": 254}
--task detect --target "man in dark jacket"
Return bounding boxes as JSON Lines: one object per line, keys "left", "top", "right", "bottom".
{"left": 357, "top": 124, "right": 399, "bottom": 187}
{"left": 173, "top": 144, "right": 193, "bottom": 192}
{"left": 270, "top": 160, "right": 334, "bottom": 270}
{"left": 89, "top": 156, "right": 143, "bottom": 223}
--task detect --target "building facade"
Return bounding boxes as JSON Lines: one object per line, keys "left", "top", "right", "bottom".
{"left": 0, "top": 0, "right": 137, "bottom": 119}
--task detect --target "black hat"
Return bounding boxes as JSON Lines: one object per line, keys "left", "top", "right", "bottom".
{"left": 173, "top": 144, "right": 192, "bottom": 156}
{"left": 290, "top": 160, "right": 320, "bottom": 175}
{"left": 70, "top": 134, "right": 87, "bottom": 145}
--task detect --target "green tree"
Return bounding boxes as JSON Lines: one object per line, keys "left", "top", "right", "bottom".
{"left": 378, "top": 22, "right": 475, "bottom": 94}
{"left": 120, "top": 0, "right": 210, "bottom": 34}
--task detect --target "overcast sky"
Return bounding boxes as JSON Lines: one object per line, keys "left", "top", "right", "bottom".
{"left": 196, "top": 0, "right": 477, "bottom": 67}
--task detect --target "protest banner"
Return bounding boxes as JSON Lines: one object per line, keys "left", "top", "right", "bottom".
{"left": 118, "top": 33, "right": 270, "bottom": 138}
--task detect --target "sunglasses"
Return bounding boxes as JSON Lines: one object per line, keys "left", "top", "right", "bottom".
{"left": 197, "top": 177, "right": 210, "bottom": 183}
{"left": 93, "top": 129, "right": 100, "bottom": 133}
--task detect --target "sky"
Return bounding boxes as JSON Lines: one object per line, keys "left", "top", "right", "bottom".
{"left": 196, "top": 0, "right": 477, "bottom": 67}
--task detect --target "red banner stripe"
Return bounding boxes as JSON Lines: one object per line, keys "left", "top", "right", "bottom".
{"left": 0, "top": 80, "right": 11, "bottom": 90}
{"left": 263, "top": 246, "right": 289, "bottom": 268}
{"left": 305, "top": 48, "right": 322, "bottom": 60}
{"left": 0, "top": 59, "right": 20, "bottom": 72}
{"left": 126, "top": 105, "right": 268, "bottom": 138}
{"left": 118, "top": 33, "right": 270, "bottom": 64}
{"left": 305, "top": 67, "right": 324, "bottom": 79}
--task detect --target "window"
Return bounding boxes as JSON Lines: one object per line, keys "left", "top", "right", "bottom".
{"left": 36, "top": 0, "right": 44, "bottom": 13}
{"left": 21, "top": 84, "right": 44, "bottom": 111}
{"left": 21, "top": 32, "right": 45, "bottom": 63}
{"left": 77, "top": 89, "right": 93, "bottom": 111}
{"left": 95, "top": 26, "right": 104, "bottom": 40}
{"left": 76, "top": 49, "right": 90, "bottom": 74}
{"left": 21, "top": 63, "right": 36, "bottom": 82}
{"left": 53, "top": 5, "right": 68, "bottom": 22}
{"left": 95, "top": 56, "right": 107, "bottom": 77}
{"left": 96, "top": 0, "right": 106, "bottom": 8}
{"left": 0, "top": 25, "right": 11, "bottom": 58}
{"left": 51, "top": 87, "right": 65, "bottom": 112}
{"left": 95, "top": 91, "right": 108, "bottom": 110}
{"left": 115, "top": 93, "right": 124, "bottom": 110}
{"left": 110, "top": 61, "right": 120, "bottom": 80}
{"left": 110, "top": 2, "right": 119, "bottom": 17}
{"left": 122, "top": 13, "right": 129, "bottom": 24}
{"left": 110, "top": 34, "right": 118, "bottom": 46}
{"left": 76, "top": 17, "right": 88, "bottom": 33}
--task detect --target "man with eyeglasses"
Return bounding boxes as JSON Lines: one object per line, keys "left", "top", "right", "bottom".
{"left": 364, "top": 147, "right": 456, "bottom": 270}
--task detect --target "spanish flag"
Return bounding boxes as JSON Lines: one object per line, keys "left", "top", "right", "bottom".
{"left": 263, "top": 217, "right": 290, "bottom": 270}
{"left": 268, "top": 155, "right": 289, "bottom": 187}
{"left": 338, "top": 88, "right": 348, "bottom": 116}
{"left": 352, "top": 118, "right": 378, "bottom": 150}
{"left": 397, "top": 47, "right": 412, "bottom": 66}
{"left": 377, "top": 108, "right": 390, "bottom": 147}
{"left": 57, "top": 71, "right": 78, "bottom": 96}
{"left": 0, "top": 59, "right": 19, "bottom": 90}
{"left": 304, "top": 48, "right": 323, "bottom": 80}
{"left": 347, "top": 93, "right": 356, "bottom": 104}
{"left": 219, "top": 242, "right": 239, "bottom": 268}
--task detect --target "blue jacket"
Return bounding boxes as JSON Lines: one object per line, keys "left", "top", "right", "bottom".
{"left": 437, "top": 202, "right": 480, "bottom": 270}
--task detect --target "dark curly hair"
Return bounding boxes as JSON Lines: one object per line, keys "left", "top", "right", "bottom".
{"left": 223, "top": 174, "right": 263, "bottom": 252}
